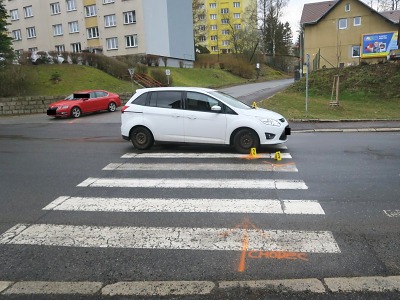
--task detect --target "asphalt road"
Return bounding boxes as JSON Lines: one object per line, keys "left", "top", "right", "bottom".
{"left": 0, "top": 80, "right": 400, "bottom": 299}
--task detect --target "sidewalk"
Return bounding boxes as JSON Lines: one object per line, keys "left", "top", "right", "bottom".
{"left": 290, "top": 119, "right": 400, "bottom": 133}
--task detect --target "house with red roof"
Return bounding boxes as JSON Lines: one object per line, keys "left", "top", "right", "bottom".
{"left": 300, "top": 0, "right": 399, "bottom": 69}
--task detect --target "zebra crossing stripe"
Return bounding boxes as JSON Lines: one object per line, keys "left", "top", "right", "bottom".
{"left": 43, "top": 197, "right": 325, "bottom": 215}
{"left": 121, "top": 152, "right": 292, "bottom": 159}
{"left": 77, "top": 178, "right": 308, "bottom": 189}
{"left": 0, "top": 224, "right": 340, "bottom": 253}
{"left": 102, "top": 163, "right": 298, "bottom": 172}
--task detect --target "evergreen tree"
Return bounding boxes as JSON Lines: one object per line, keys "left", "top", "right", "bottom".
{"left": 0, "top": 0, "right": 14, "bottom": 63}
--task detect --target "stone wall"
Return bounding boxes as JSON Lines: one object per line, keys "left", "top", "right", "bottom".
{"left": 0, "top": 93, "right": 133, "bottom": 116}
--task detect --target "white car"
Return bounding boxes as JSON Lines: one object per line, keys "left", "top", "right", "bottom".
{"left": 121, "top": 87, "right": 291, "bottom": 153}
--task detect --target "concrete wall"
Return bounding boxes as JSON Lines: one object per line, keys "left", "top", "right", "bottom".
{"left": 0, "top": 93, "right": 133, "bottom": 116}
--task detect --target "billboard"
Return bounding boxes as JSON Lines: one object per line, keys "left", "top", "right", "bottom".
{"left": 361, "top": 31, "right": 399, "bottom": 58}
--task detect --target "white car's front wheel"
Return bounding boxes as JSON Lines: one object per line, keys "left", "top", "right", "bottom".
{"left": 233, "top": 129, "right": 260, "bottom": 154}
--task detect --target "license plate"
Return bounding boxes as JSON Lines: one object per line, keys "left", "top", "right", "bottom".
{"left": 47, "top": 109, "right": 56, "bottom": 115}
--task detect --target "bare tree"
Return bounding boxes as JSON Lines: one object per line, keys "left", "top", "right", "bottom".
{"left": 192, "top": 0, "right": 207, "bottom": 47}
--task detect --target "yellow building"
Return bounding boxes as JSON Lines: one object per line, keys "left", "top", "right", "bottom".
{"left": 195, "top": 0, "right": 255, "bottom": 54}
{"left": 300, "top": 0, "right": 399, "bottom": 69}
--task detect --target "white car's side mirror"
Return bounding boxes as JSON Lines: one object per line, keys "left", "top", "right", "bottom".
{"left": 211, "top": 105, "right": 222, "bottom": 112}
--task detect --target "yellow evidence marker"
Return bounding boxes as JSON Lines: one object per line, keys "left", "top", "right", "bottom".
{"left": 252, "top": 102, "right": 258, "bottom": 108}
{"left": 250, "top": 147, "right": 257, "bottom": 157}
{"left": 274, "top": 151, "right": 282, "bottom": 161}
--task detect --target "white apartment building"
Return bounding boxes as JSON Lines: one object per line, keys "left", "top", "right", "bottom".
{"left": 5, "top": 0, "right": 195, "bottom": 67}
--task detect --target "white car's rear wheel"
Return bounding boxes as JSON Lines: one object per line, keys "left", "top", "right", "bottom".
{"left": 130, "top": 127, "right": 154, "bottom": 150}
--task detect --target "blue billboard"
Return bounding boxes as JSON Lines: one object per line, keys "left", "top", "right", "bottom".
{"left": 361, "top": 31, "right": 399, "bottom": 58}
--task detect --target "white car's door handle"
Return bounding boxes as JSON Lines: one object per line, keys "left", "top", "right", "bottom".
{"left": 187, "top": 115, "right": 197, "bottom": 119}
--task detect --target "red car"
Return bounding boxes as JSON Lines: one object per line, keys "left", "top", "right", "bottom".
{"left": 47, "top": 90, "right": 121, "bottom": 118}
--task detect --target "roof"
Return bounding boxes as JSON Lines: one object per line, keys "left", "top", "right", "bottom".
{"left": 300, "top": 1, "right": 338, "bottom": 24}
{"left": 301, "top": 0, "right": 400, "bottom": 25}
{"left": 380, "top": 10, "right": 400, "bottom": 23}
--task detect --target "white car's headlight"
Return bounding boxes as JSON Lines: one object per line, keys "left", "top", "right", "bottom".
{"left": 261, "top": 118, "right": 281, "bottom": 127}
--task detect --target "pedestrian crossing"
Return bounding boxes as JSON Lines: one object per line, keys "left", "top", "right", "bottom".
{"left": 0, "top": 149, "right": 341, "bottom": 267}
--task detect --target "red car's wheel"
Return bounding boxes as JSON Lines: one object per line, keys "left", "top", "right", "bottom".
{"left": 108, "top": 102, "right": 117, "bottom": 112}
{"left": 70, "top": 107, "right": 81, "bottom": 118}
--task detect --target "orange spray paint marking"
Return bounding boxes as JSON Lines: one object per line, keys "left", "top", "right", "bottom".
{"left": 238, "top": 232, "right": 249, "bottom": 272}
{"left": 221, "top": 217, "right": 268, "bottom": 273}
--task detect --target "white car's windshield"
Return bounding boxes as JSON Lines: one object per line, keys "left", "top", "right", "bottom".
{"left": 208, "top": 91, "right": 252, "bottom": 110}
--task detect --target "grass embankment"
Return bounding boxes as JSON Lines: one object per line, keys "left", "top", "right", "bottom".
{"left": 259, "top": 63, "right": 400, "bottom": 120}
{"left": 19, "top": 62, "right": 400, "bottom": 120}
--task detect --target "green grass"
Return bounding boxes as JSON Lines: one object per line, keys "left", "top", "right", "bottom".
{"left": 258, "top": 63, "right": 400, "bottom": 120}
{"left": 22, "top": 64, "right": 134, "bottom": 96}
{"left": 258, "top": 92, "right": 400, "bottom": 120}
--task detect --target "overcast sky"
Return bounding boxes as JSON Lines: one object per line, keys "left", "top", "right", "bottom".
{"left": 281, "top": 0, "right": 379, "bottom": 39}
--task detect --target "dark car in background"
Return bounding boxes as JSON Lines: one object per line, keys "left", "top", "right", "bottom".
{"left": 47, "top": 90, "right": 121, "bottom": 118}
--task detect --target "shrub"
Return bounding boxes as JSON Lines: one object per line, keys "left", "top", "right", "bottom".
{"left": 0, "top": 65, "right": 29, "bottom": 97}
{"left": 95, "top": 55, "right": 129, "bottom": 79}
{"left": 150, "top": 68, "right": 172, "bottom": 86}
{"left": 135, "top": 63, "right": 148, "bottom": 74}
{"left": 223, "top": 56, "right": 254, "bottom": 79}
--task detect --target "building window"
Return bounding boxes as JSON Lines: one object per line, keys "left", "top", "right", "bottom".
{"left": 210, "top": 14, "right": 217, "bottom": 19}
{"left": 221, "top": 8, "right": 229, "bottom": 14}
{"left": 234, "top": 24, "right": 241, "bottom": 30}
{"left": 210, "top": 3, "right": 217, "bottom": 8}
{"left": 53, "top": 24, "right": 63, "bottom": 36}
{"left": 354, "top": 16, "right": 361, "bottom": 26}
{"left": 211, "top": 35, "right": 217, "bottom": 41}
{"left": 55, "top": 45, "right": 65, "bottom": 53}
{"left": 84, "top": 5, "right": 96, "bottom": 17}
{"left": 222, "top": 30, "right": 230, "bottom": 35}
{"left": 125, "top": 34, "right": 138, "bottom": 47}
{"left": 210, "top": 25, "right": 217, "bottom": 30}
{"left": 211, "top": 46, "right": 218, "bottom": 52}
{"left": 352, "top": 46, "right": 360, "bottom": 57}
{"left": 345, "top": 3, "right": 350, "bottom": 12}
{"left": 233, "top": 13, "right": 240, "bottom": 19}
{"left": 87, "top": 27, "right": 99, "bottom": 39}
{"left": 66, "top": 0, "right": 77, "bottom": 11}
{"left": 199, "top": 36, "right": 206, "bottom": 42}
{"left": 26, "top": 27, "right": 36, "bottom": 38}
{"left": 10, "top": 9, "right": 19, "bottom": 21}
{"left": 68, "top": 21, "right": 79, "bottom": 33}
{"left": 198, "top": 25, "right": 206, "bottom": 31}
{"left": 106, "top": 37, "right": 118, "bottom": 50}
{"left": 221, "top": 19, "right": 229, "bottom": 24}
{"left": 338, "top": 18, "right": 347, "bottom": 29}
{"left": 104, "top": 14, "right": 116, "bottom": 27}
{"left": 28, "top": 47, "right": 38, "bottom": 52}
{"left": 12, "top": 29, "right": 22, "bottom": 41}
{"left": 222, "top": 40, "right": 229, "bottom": 46}
{"left": 233, "top": 2, "right": 240, "bottom": 7}
{"left": 50, "top": 2, "right": 61, "bottom": 15}
{"left": 23, "top": 6, "right": 33, "bottom": 18}
{"left": 198, "top": 14, "right": 205, "bottom": 20}
{"left": 103, "top": 0, "right": 115, "bottom": 3}
{"left": 123, "top": 11, "right": 136, "bottom": 24}
{"left": 71, "top": 42, "right": 81, "bottom": 53}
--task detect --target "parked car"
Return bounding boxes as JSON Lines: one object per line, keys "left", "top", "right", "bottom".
{"left": 121, "top": 87, "right": 291, "bottom": 153}
{"left": 47, "top": 90, "right": 121, "bottom": 118}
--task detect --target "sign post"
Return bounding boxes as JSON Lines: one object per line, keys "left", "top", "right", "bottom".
{"left": 128, "top": 68, "right": 135, "bottom": 91}
{"left": 305, "top": 54, "right": 310, "bottom": 117}
{"left": 166, "top": 69, "right": 171, "bottom": 86}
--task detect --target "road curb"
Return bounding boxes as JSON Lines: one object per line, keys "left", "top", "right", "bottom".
{"left": 293, "top": 128, "right": 400, "bottom": 133}
{"left": 2, "top": 275, "right": 400, "bottom": 296}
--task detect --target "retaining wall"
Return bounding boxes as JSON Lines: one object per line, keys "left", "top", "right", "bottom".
{"left": 0, "top": 93, "right": 133, "bottom": 116}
